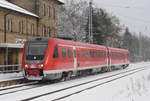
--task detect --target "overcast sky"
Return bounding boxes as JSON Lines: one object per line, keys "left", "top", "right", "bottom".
{"left": 93, "top": 0, "right": 150, "bottom": 36}
{"left": 60, "top": 0, "right": 150, "bottom": 36}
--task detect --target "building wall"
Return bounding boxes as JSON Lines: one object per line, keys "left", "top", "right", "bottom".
{"left": 0, "top": 0, "right": 60, "bottom": 70}
{"left": 38, "top": 0, "right": 58, "bottom": 37}
{"left": 0, "top": 8, "right": 38, "bottom": 44}
{"left": 0, "top": 48, "right": 5, "bottom": 65}
{"left": 8, "top": 0, "right": 59, "bottom": 38}
{"left": 0, "top": 8, "right": 38, "bottom": 68}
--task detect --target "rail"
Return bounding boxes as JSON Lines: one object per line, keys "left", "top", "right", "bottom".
{"left": 0, "top": 64, "right": 22, "bottom": 73}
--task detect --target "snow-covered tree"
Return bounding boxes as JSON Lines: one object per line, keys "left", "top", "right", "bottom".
{"left": 58, "top": 0, "right": 88, "bottom": 41}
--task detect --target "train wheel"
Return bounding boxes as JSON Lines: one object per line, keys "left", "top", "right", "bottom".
{"left": 61, "top": 72, "right": 72, "bottom": 81}
{"left": 106, "top": 66, "right": 112, "bottom": 72}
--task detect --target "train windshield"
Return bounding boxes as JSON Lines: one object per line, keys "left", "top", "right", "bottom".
{"left": 25, "top": 42, "right": 48, "bottom": 62}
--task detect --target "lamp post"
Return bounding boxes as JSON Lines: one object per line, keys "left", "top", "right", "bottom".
{"left": 89, "top": 0, "right": 93, "bottom": 44}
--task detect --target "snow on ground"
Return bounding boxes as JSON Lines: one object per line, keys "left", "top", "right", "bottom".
{"left": 60, "top": 62, "right": 150, "bottom": 101}
{"left": 0, "top": 62, "right": 150, "bottom": 101}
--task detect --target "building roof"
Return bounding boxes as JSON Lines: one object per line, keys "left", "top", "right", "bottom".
{"left": 0, "top": 0, "right": 39, "bottom": 18}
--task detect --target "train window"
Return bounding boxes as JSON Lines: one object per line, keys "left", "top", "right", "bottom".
{"left": 98, "top": 52, "right": 100, "bottom": 58}
{"left": 96, "top": 52, "right": 98, "bottom": 58}
{"left": 99, "top": 52, "right": 103, "bottom": 58}
{"left": 85, "top": 50, "right": 88, "bottom": 58}
{"left": 90, "top": 51, "right": 92, "bottom": 58}
{"left": 116, "top": 53, "right": 119, "bottom": 58}
{"left": 104, "top": 52, "right": 106, "bottom": 57}
{"left": 62, "top": 48, "right": 66, "bottom": 58}
{"left": 111, "top": 52, "right": 113, "bottom": 58}
{"left": 93, "top": 51, "right": 95, "bottom": 58}
{"left": 68, "top": 49, "right": 72, "bottom": 58}
{"left": 89, "top": 51, "right": 91, "bottom": 58}
{"left": 53, "top": 45, "right": 59, "bottom": 58}
{"left": 81, "top": 50, "right": 84, "bottom": 58}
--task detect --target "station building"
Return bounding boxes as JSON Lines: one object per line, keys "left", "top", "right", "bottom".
{"left": 0, "top": 0, "right": 63, "bottom": 70}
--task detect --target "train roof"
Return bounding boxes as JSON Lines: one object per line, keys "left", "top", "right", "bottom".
{"left": 52, "top": 38, "right": 107, "bottom": 49}
{"left": 27, "top": 37, "right": 129, "bottom": 53}
{"left": 108, "top": 47, "right": 129, "bottom": 52}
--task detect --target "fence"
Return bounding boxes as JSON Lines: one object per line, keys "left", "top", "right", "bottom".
{"left": 0, "top": 64, "right": 22, "bottom": 73}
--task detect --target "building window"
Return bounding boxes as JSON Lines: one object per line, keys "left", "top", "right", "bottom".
{"left": 43, "top": 4, "right": 46, "bottom": 16}
{"left": 31, "top": 24, "right": 34, "bottom": 35}
{"left": 19, "top": 21, "right": 23, "bottom": 34}
{"left": 47, "top": 6, "right": 50, "bottom": 17}
{"left": 52, "top": 7, "right": 55, "bottom": 19}
{"left": 42, "top": 25, "right": 46, "bottom": 36}
{"left": 8, "top": 19, "right": 12, "bottom": 32}
{"left": 48, "top": 27, "right": 51, "bottom": 37}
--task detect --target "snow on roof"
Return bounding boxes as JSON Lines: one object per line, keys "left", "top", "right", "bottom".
{"left": 0, "top": 0, "right": 39, "bottom": 18}
{"left": 57, "top": 0, "right": 64, "bottom": 4}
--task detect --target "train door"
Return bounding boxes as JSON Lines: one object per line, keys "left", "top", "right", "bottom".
{"left": 106, "top": 48, "right": 110, "bottom": 66}
{"left": 106, "top": 47, "right": 112, "bottom": 71}
{"left": 73, "top": 47, "right": 77, "bottom": 72}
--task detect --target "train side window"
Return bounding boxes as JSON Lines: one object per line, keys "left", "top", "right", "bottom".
{"left": 53, "top": 45, "right": 59, "bottom": 58}
{"left": 90, "top": 51, "right": 92, "bottom": 58}
{"left": 111, "top": 52, "right": 113, "bottom": 58}
{"left": 62, "top": 48, "right": 66, "bottom": 58}
{"left": 89, "top": 51, "right": 91, "bottom": 58}
{"left": 100, "top": 52, "right": 103, "bottom": 58}
{"left": 81, "top": 50, "right": 84, "bottom": 58}
{"left": 116, "top": 53, "right": 119, "bottom": 58}
{"left": 96, "top": 52, "right": 98, "bottom": 58}
{"left": 97, "top": 52, "right": 100, "bottom": 58}
{"left": 93, "top": 51, "right": 95, "bottom": 58}
{"left": 85, "top": 50, "right": 88, "bottom": 58}
{"left": 68, "top": 49, "right": 72, "bottom": 58}
{"left": 104, "top": 52, "right": 106, "bottom": 57}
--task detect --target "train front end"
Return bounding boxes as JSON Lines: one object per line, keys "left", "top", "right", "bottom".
{"left": 22, "top": 38, "right": 49, "bottom": 80}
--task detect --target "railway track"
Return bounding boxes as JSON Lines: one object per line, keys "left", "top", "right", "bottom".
{"left": 0, "top": 81, "right": 42, "bottom": 96}
{"left": 20, "top": 65, "right": 150, "bottom": 101}
{"left": 0, "top": 65, "right": 149, "bottom": 101}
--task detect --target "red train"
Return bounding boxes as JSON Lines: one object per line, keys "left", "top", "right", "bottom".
{"left": 22, "top": 37, "right": 130, "bottom": 80}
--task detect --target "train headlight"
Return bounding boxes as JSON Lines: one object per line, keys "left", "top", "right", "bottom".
{"left": 38, "top": 64, "right": 44, "bottom": 68}
{"left": 25, "top": 64, "right": 28, "bottom": 68}
{"left": 40, "top": 64, "right": 44, "bottom": 67}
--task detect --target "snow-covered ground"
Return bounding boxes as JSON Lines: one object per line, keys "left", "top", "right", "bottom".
{"left": 0, "top": 62, "right": 150, "bottom": 101}
{"left": 60, "top": 62, "right": 150, "bottom": 101}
